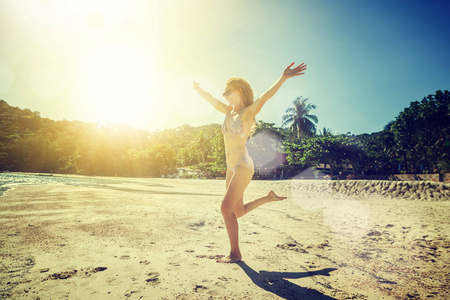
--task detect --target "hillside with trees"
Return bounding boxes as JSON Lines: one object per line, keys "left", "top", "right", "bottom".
{"left": 1, "top": 89, "right": 449, "bottom": 179}
{"left": 0, "top": 100, "right": 223, "bottom": 177}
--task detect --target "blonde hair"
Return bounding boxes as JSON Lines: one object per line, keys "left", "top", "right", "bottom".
{"left": 225, "top": 77, "right": 257, "bottom": 135}
{"left": 225, "top": 77, "right": 254, "bottom": 107}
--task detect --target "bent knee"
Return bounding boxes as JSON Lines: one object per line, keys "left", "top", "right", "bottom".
{"left": 220, "top": 198, "right": 235, "bottom": 215}
{"left": 220, "top": 203, "right": 233, "bottom": 215}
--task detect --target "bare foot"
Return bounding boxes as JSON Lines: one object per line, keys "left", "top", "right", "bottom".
{"left": 216, "top": 252, "right": 242, "bottom": 263}
{"left": 267, "top": 191, "right": 287, "bottom": 202}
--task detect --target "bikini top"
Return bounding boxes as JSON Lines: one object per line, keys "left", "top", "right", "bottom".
{"left": 221, "top": 110, "right": 249, "bottom": 139}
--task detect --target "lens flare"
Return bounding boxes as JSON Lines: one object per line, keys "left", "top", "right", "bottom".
{"left": 289, "top": 177, "right": 374, "bottom": 241}
{"left": 247, "top": 130, "right": 285, "bottom": 176}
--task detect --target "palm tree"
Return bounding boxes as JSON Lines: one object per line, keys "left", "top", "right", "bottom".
{"left": 282, "top": 96, "right": 318, "bottom": 139}
{"left": 191, "top": 130, "right": 209, "bottom": 163}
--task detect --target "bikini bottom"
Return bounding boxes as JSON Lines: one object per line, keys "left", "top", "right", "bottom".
{"left": 227, "top": 155, "right": 252, "bottom": 173}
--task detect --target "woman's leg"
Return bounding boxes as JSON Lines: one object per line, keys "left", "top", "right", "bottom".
{"left": 234, "top": 191, "right": 287, "bottom": 218}
{"left": 218, "top": 164, "right": 253, "bottom": 263}
{"left": 225, "top": 166, "right": 233, "bottom": 189}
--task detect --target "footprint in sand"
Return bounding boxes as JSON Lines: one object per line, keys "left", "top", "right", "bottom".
{"left": 145, "top": 272, "right": 160, "bottom": 285}
{"left": 317, "top": 240, "right": 331, "bottom": 249}
{"left": 355, "top": 251, "right": 373, "bottom": 260}
{"left": 46, "top": 267, "right": 107, "bottom": 280}
{"left": 188, "top": 220, "right": 206, "bottom": 230}
{"left": 196, "top": 254, "right": 224, "bottom": 260}
{"left": 246, "top": 231, "right": 260, "bottom": 235}
{"left": 193, "top": 284, "right": 208, "bottom": 292}
{"left": 401, "top": 226, "right": 411, "bottom": 233}
{"left": 93, "top": 267, "right": 107, "bottom": 272}
{"left": 276, "top": 242, "right": 309, "bottom": 253}
{"left": 367, "top": 230, "right": 382, "bottom": 236}
{"left": 48, "top": 270, "right": 77, "bottom": 280}
{"left": 217, "top": 276, "right": 237, "bottom": 282}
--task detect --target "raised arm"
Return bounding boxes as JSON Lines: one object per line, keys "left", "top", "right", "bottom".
{"left": 247, "top": 62, "right": 307, "bottom": 117}
{"left": 193, "top": 82, "right": 229, "bottom": 114}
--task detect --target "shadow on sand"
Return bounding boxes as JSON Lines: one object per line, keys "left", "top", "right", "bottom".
{"left": 236, "top": 261, "right": 337, "bottom": 300}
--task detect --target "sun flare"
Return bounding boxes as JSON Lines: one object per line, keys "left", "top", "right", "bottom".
{"left": 81, "top": 45, "right": 161, "bottom": 128}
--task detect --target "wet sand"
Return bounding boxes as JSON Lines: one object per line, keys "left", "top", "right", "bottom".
{"left": 0, "top": 177, "right": 449, "bottom": 299}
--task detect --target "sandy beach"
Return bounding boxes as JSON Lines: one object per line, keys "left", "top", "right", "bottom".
{"left": 0, "top": 175, "right": 449, "bottom": 299}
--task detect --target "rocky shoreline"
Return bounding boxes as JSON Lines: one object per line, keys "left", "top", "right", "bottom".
{"left": 287, "top": 180, "right": 450, "bottom": 201}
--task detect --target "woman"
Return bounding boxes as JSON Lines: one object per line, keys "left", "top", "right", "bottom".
{"left": 193, "top": 62, "right": 307, "bottom": 263}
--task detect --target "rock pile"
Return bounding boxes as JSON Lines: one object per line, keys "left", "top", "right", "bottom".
{"left": 290, "top": 180, "right": 450, "bottom": 201}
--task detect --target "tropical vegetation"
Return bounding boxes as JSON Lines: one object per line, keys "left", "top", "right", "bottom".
{"left": 1, "top": 89, "right": 449, "bottom": 178}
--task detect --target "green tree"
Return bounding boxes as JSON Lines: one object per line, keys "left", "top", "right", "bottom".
{"left": 282, "top": 96, "right": 318, "bottom": 139}
{"left": 208, "top": 132, "right": 226, "bottom": 175}
{"left": 148, "top": 144, "right": 177, "bottom": 177}
{"left": 254, "top": 120, "right": 287, "bottom": 140}
{"left": 191, "top": 130, "right": 209, "bottom": 164}
{"left": 391, "top": 90, "right": 450, "bottom": 173}
{"left": 284, "top": 133, "right": 360, "bottom": 175}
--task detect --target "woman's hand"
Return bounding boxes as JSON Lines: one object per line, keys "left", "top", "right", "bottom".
{"left": 193, "top": 81, "right": 229, "bottom": 114}
{"left": 282, "top": 62, "right": 307, "bottom": 79}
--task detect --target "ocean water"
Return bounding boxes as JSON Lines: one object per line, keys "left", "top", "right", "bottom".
{"left": 0, "top": 173, "right": 122, "bottom": 196}
{"left": 0, "top": 173, "right": 220, "bottom": 197}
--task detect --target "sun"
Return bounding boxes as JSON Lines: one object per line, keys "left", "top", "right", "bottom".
{"left": 81, "top": 45, "right": 161, "bottom": 128}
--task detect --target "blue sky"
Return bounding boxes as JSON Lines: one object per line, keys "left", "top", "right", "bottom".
{"left": 0, "top": 0, "right": 449, "bottom": 134}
